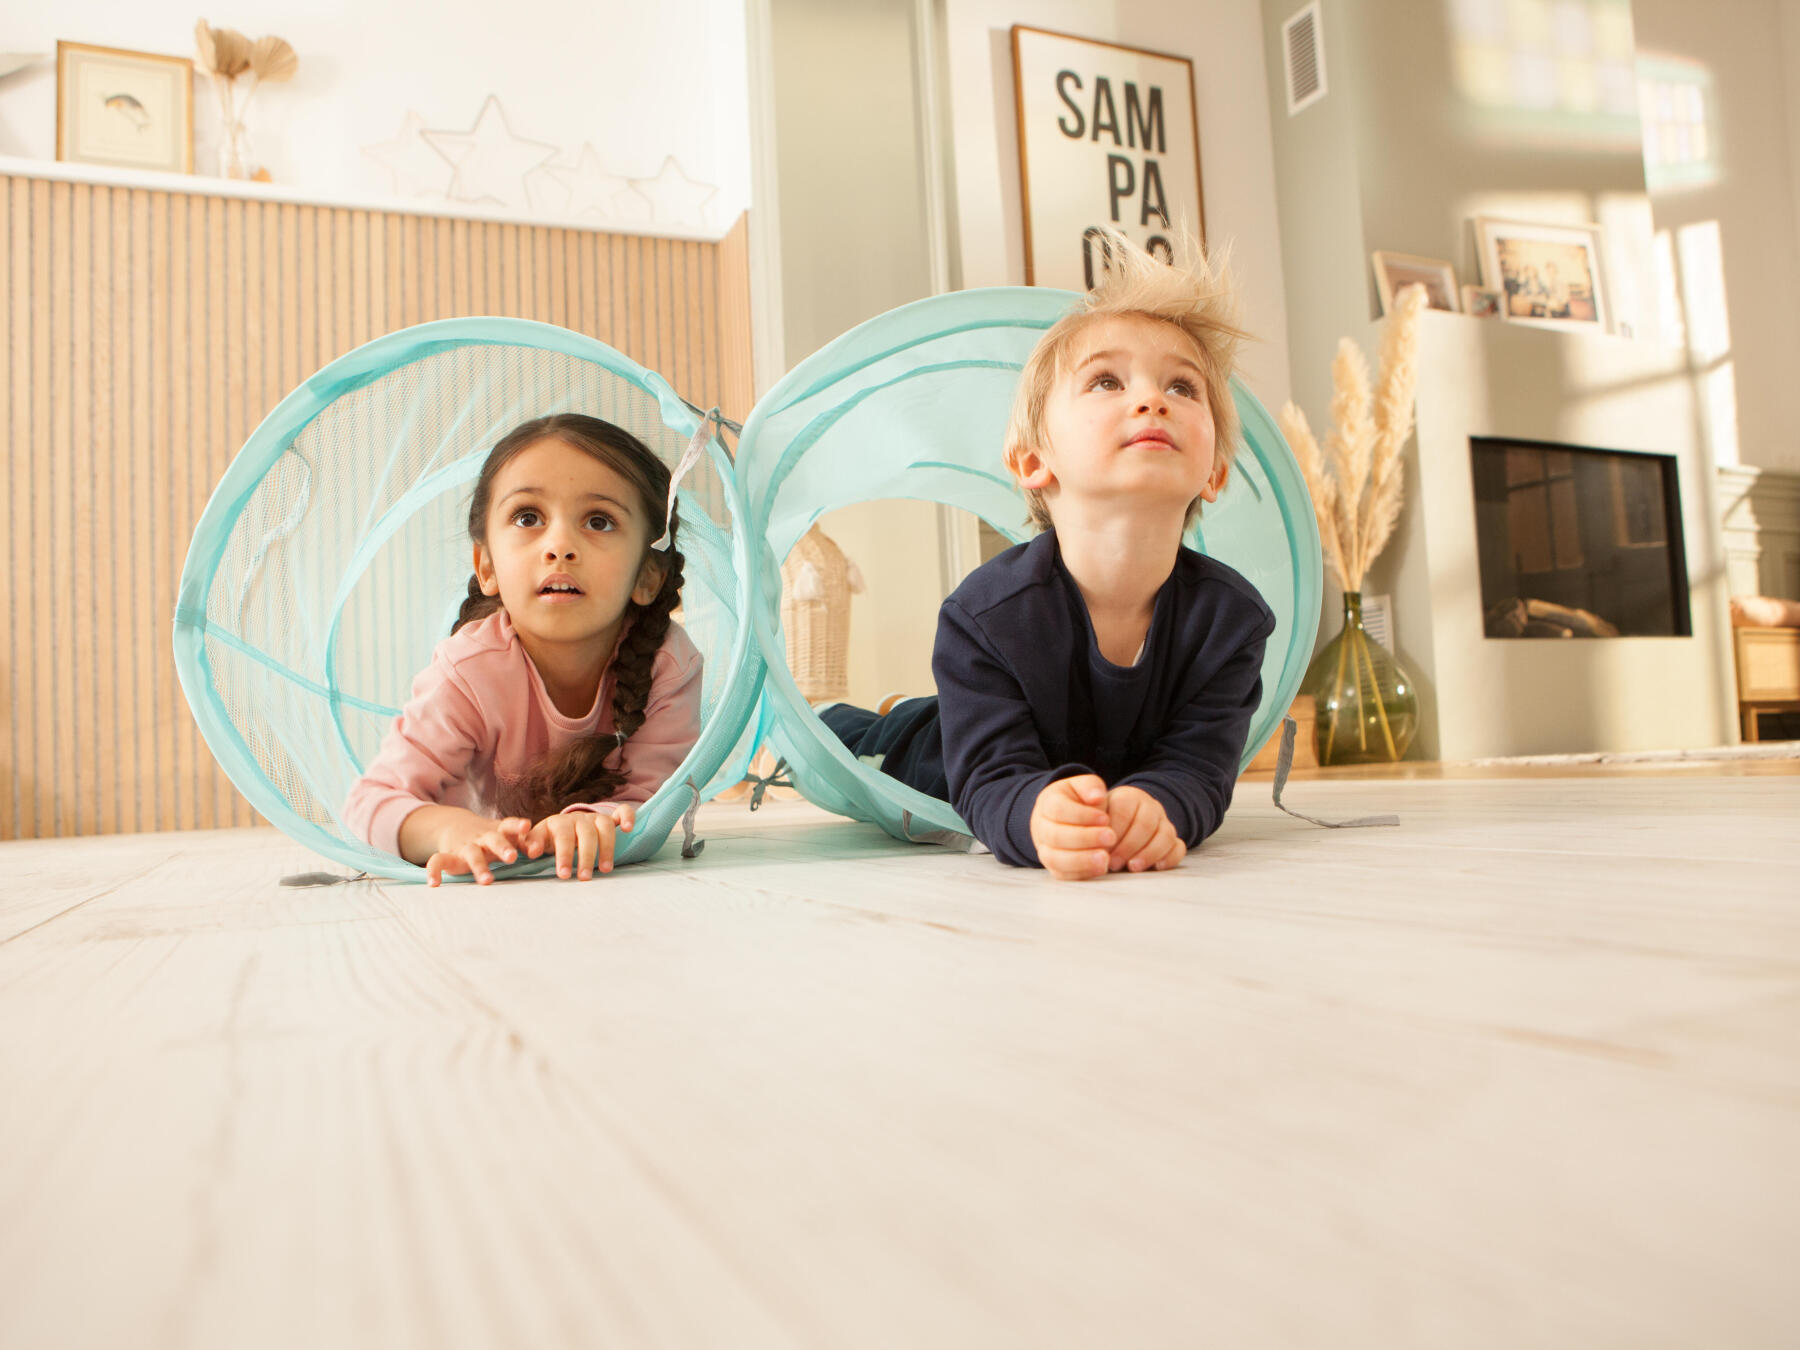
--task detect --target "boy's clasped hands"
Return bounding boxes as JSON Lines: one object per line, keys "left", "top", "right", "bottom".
{"left": 420, "top": 805, "right": 636, "bottom": 886}
{"left": 1030, "top": 775, "right": 1186, "bottom": 881}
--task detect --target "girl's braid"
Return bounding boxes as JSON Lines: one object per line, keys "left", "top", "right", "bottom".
{"left": 607, "top": 501, "right": 685, "bottom": 756}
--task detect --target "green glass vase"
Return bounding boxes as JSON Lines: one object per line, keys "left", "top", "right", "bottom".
{"left": 1303, "top": 592, "right": 1418, "bottom": 766}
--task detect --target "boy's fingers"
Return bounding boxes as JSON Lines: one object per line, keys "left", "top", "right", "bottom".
{"left": 1064, "top": 774, "right": 1108, "bottom": 805}
{"left": 1041, "top": 794, "right": 1111, "bottom": 828}
{"left": 1042, "top": 846, "right": 1110, "bottom": 880}
{"left": 1138, "top": 826, "right": 1185, "bottom": 872}
{"left": 1110, "top": 809, "right": 1161, "bottom": 868}
{"left": 1037, "top": 822, "right": 1114, "bottom": 853}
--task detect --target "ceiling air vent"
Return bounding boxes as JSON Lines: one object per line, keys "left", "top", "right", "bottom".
{"left": 1284, "top": 1, "right": 1327, "bottom": 115}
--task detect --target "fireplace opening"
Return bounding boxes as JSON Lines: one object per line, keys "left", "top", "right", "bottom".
{"left": 1470, "top": 438, "right": 1691, "bottom": 639}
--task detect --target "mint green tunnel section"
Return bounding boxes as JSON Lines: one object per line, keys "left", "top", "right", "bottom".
{"left": 738, "top": 287, "right": 1324, "bottom": 844}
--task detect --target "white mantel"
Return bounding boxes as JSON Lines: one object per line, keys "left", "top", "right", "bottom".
{"left": 1365, "top": 311, "right": 1736, "bottom": 760}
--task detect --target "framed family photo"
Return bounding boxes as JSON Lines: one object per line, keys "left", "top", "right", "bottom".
{"left": 1371, "top": 251, "right": 1460, "bottom": 314}
{"left": 1475, "top": 217, "right": 1610, "bottom": 333}
{"left": 1012, "top": 25, "right": 1204, "bottom": 290}
{"left": 56, "top": 40, "right": 195, "bottom": 174}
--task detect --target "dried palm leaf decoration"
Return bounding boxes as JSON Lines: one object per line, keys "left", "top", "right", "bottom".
{"left": 1278, "top": 282, "right": 1426, "bottom": 592}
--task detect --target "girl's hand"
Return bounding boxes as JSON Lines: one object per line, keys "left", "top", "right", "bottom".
{"left": 1029, "top": 775, "right": 1115, "bottom": 880}
{"left": 527, "top": 805, "right": 636, "bottom": 880}
{"left": 424, "top": 815, "right": 534, "bottom": 887}
{"left": 1104, "top": 786, "right": 1187, "bottom": 873}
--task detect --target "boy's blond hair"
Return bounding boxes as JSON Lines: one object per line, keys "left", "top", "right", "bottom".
{"left": 1005, "top": 230, "right": 1249, "bottom": 531}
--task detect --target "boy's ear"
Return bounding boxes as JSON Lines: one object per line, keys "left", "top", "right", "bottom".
{"left": 1197, "top": 459, "right": 1230, "bottom": 504}
{"left": 1012, "top": 444, "right": 1057, "bottom": 492}
{"left": 630, "top": 551, "right": 667, "bottom": 607}
{"left": 473, "top": 544, "right": 500, "bottom": 597}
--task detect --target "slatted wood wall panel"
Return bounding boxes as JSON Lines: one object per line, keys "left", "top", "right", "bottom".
{"left": 0, "top": 172, "right": 755, "bottom": 839}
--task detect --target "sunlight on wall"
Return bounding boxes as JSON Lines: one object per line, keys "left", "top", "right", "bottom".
{"left": 1671, "top": 220, "right": 1741, "bottom": 466}
{"left": 1638, "top": 55, "right": 1719, "bottom": 192}
{"left": 1450, "top": 0, "right": 1640, "bottom": 147}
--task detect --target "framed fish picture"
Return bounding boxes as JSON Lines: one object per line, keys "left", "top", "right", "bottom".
{"left": 57, "top": 41, "right": 195, "bottom": 175}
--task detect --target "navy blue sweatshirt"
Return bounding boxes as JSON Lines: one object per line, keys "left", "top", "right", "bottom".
{"left": 933, "top": 530, "right": 1276, "bottom": 867}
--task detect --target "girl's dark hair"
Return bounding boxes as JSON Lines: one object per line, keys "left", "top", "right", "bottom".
{"left": 453, "top": 413, "right": 686, "bottom": 819}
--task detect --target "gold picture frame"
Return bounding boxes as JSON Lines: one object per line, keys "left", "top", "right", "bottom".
{"left": 1010, "top": 25, "right": 1205, "bottom": 290}
{"left": 56, "top": 40, "right": 195, "bottom": 174}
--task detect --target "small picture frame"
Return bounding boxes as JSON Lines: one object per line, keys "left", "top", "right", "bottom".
{"left": 1371, "top": 251, "right": 1460, "bottom": 314}
{"left": 1474, "top": 217, "right": 1610, "bottom": 334}
{"left": 56, "top": 40, "right": 195, "bottom": 174}
{"left": 1462, "top": 284, "right": 1502, "bottom": 318}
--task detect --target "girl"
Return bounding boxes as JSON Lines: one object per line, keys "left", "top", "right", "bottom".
{"left": 343, "top": 413, "right": 704, "bottom": 885}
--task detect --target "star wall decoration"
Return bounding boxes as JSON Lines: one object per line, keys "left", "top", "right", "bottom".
{"left": 361, "top": 111, "right": 454, "bottom": 199}
{"left": 422, "top": 95, "right": 558, "bottom": 208}
{"left": 550, "top": 143, "right": 634, "bottom": 221}
{"left": 630, "top": 156, "right": 718, "bottom": 229}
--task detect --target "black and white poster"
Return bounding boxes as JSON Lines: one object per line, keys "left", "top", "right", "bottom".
{"left": 1011, "top": 26, "right": 1205, "bottom": 290}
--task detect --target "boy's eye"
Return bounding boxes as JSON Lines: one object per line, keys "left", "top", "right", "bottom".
{"left": 1087, "top": 371, "right": 1122, "bottom": 391}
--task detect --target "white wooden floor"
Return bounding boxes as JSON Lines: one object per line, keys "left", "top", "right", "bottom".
{"left": 2, "top": 768, "right": 1798, "bottom": 1350}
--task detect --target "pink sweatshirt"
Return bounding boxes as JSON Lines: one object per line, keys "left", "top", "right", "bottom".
{"left": 343, "top": 610, "right": 704, "bottom": 858}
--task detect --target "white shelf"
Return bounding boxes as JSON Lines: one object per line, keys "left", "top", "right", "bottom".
{"left": 0, "top": 153, "right": 730, "bottom": 243}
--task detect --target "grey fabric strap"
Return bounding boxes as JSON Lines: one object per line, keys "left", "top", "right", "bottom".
{"left": 900, "top": 810, "right": 982, "bottom": 852}
{"left": 746, "top": 757, "right": 794, "bottom": 811}
{"left": 1270, "top": 717, "right": 1400, "bottom": 829}
{"left": 679, "top": 778, "right": 706, "bottom": 858}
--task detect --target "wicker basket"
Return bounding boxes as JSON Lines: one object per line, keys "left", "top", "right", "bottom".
{"left": 780, "top": 524, "right": 862, "bottom": 703}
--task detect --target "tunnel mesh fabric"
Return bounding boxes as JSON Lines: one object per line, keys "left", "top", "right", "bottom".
{"left": 173, "top": 318, "right": 763, "bottom": 881}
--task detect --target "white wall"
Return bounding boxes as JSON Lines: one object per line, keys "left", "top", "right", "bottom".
{"left": 941, "top": 0, "right": 1294, "bottom": 411}
{"left": 0, "top": 0, "right": 751, "bottom": 227}
{"left": 1635, "top": 0, "right": 1800, "bottom": 473}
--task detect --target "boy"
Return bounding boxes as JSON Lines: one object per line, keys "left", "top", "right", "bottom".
{"left": 822, "top": 233, "right": 1276, "bottom": 880}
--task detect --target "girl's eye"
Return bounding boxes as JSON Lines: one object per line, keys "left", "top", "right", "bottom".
{"left": 1169, "top": 380, "right": 1198, "bottom": 399}
{"left": 1088, "top": 372, "right": 1122, "bottom": 391}
{"left": 511, "top": 508, "right": 542, "bottom": 528}
{"left": 585, "top": 513, "right": 616, "bottom": 532}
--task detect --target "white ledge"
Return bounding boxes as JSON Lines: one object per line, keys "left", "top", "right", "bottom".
{"left": 0, "top": 154, "right": 731, "bottom": 243}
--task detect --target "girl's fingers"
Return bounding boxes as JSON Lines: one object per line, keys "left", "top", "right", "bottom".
{"left": 613, "top": 804, "right": 635, "bottom": 833}
{"left": 477, "top": 830, "right": 518, "bottom": 866}
{"left": 552, "top": 818, "right": 576, "bottom": 879}
{"left": 499, "top": 817, "right": 533, "bottom": 850}
{"left": 523, "top": 821, "right": 548, "bottom": 859}
{"left": 576, "top": 816, "right": 608, "bottom": 879}
{"left": 460, "top": 842, "right": 497, "bottom": 885}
